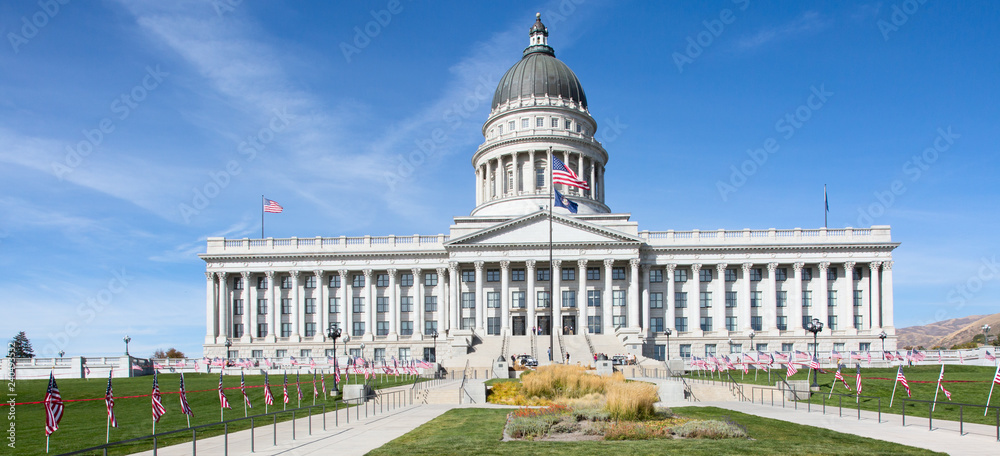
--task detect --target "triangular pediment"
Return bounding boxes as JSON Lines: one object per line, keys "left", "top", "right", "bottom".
{"left": 446, "top": 212, "right": 641, "bottom": 247}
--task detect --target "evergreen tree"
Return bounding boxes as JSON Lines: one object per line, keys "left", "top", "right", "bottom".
{"left": 10, "top": 331, "right": 34, "bottom": 358}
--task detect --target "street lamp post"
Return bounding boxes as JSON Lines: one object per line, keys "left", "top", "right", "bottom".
{"left": 664, "top": 328, "right": 672, "bottom": 361}
{"left": 431, "top": 330, "right": 439, "bottom": 378}
{"left": 58, "top": 350, "right": 65, "bottom": 358}
{"left": 749, "top": 330, "right": 756, "bottom": 353}
{"left": 123, "top": 335, "right": 131, "bottom": 357}
{"left": 728, "top": 338, "right": 734, "bottom": 356}
{"left": 806, "top": 318, "right": 824, "bottom": 388}
{"left": 224, "top": 339, "right": 232, "bottom": 373}
{"left": 327, "top": 325, "right": 342, "bottom": 393}
{"left": 879, "top": 331, "right": 888, "bottom": 359}
{"left": 983, "top": 324, "right": 992, "bottom": 345}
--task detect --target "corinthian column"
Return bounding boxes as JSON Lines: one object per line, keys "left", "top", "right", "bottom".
{"left": 526, "top": 260, "right": 536, "bottom": 333}
{"left": 266, "top": 271, "right": 276, "bottom": 342}
{"left": 501, "top": 260, "right": 511, "bottom": 334}
{"left": 241, "top": 271, "right": 251, "bottom": 342}
{"left": 628, "top": 259, "right": 640, "bottom": 330}
{"left": 205, "top": 272, "right": 216, "bottom": 344}
{"left": 816, "top": 262, "right": 830, "bottom": 330}
{"left": 665, "top": 264, "right": 676, "bottom": 333}
{"left": 290, "top": 270, "right": 301, "bottom": 341}
{"left": 414, "top": 268, "right": 424, "bottom": 337}
{"left": 388, "top": 268, "right": 398, "bottom": 339}
{"left": 715, "top": 264, "right": 727, "bottom": 333}
{"left": 475, "top": 261, "right": 485, "bottom": 332}
{"left": 740, "top": 263, "right": 752, "bottom": 332}
{"left": 641, "top": 263, "right": 651, "bottom": 334}
{"left": 603, "top": 259, "right": 613, "bottom": 334}
{"left": 841, "top": 262, "right": 856, "bottom": 332}
{"left": 339, "top": 270, "right": 350, "bottom": 336}
{"left": 363, "top": 269, "right": 373, "bottom": 338}
{"left": 553, "top": 259, "right": 563, "bottom": 333}
{"left": 869, "top": 262, "right": 882, "bottom": 330}
{"left": 315, "top": 270, "right": 325, "bottom": 341}
{"left": 216, "top": 272, "right": 228, "bottom": 343}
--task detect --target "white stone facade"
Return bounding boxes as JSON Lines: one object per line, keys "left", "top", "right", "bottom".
{"left": 200, "top": 15, "right": 898, "bottom": 365}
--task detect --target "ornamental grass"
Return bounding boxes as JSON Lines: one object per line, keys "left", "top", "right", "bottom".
{"left": 605, "top": 381, "right": 658, "bottom": 421}
{"left": 521, "top": 364, "right": 623, "bottom": 399}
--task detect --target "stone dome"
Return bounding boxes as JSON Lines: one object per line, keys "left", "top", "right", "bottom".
{"left": 491, "top": 16, "right": 588, "bottom": 110}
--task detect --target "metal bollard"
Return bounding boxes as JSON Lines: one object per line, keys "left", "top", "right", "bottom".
{"left": 250, "top": 417, "right": 255, "bottom": 453}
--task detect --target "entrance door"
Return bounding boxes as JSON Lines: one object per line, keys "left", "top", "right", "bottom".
{"left": 562, "top": 315, "right": 577, "bottom": 335}
{"left": 512, "top": 316, "right": 526, "bottom": 336}
{"left": 536, "top": 316, "right": 551, "bottom": 335}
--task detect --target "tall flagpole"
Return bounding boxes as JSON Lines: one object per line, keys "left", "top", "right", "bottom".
{"left": 548, "top": 146, "right": 554, "bottom": 365}
{"left": 261, "top": 195, "right": 265, "bottom": 238}
{"left": 933, "top": 364, "right": 943, "bottom": 412}
{"left": 824, "top": 184, "right": 828, "bottom": 228}
{"left": 986, "top": 364, "right": 999, "bottom": 416}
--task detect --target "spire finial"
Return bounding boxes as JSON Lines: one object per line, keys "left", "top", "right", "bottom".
{"left": 536, "top": 12, "right": 541, "bottom": 20}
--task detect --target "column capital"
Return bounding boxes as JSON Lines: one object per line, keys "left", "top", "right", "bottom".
{"left": 363, "top": 269, "right": 373, "bottom": 278}
{"left": 216, "top": 271, "right": 228, "bottom": 280}
{"left": 640, "top": 263, "right": 650, "bottom": 272}
{"left": 387, "top": 268, "right": 397, "bottom": 276}
{"left": 436, "top": 266, "right": 446, "bottom": 276}
{"left": 715, "top": 263, "right": 728, "bottom": 273}
{"left": 474, "top": 261, "right": 485, "bottom": 271}
{"left": 266, "top": 270, "right": 276, "bottom": 279}
{"left": 629, "top": 258, "right": 641, "bottom": 268}
{"left": 767, "top": 262, "right": 778, "bottom": 272}
{"left": 843, "top": 261, "right": 856, "bottom": 272}
{"left": 241, "top": 271, "right": 251, "bottom": 279}
{"left": 578, "top": 258, "right": 588, "bottom": 269}
{"left": 448, "top": 261, "right": 459, "bottom": 271}
{"left": 525, "top": 259, "right": 536, "bottom": 271}
{"left": 665, "top": 263, "right": 677, "bottom": 274}
{"left": 553, "top": 258, "right": 563, "bottom": 268}
{"left": 313, "top": 269, "right": 323, "bottom": 278}
{"left": 691, "top": 263, "right": 702, "bottom": 273}
{"left": 290, "top": 270, "right": 300, "bottom": 278}
{"left": 882, "top": 260, "right": 893, "bottom": 270}
{"left": 205, "top": 271, "right": 215, "bottom": 280}
{"left": 500, "top": 260, "right": 511, "bottom": 271}
{"left": 818, "top": 262, "right": 830, "bottom": 271}
{"left": 411, "top": 267, "right": 422, "bottom": 276}
{"left": 338, "top": 269, "right": 348, "bottom": 278}
{"left": 741, "top": 263, "right": 753, "bottom": 272}
{"left": 603, "top": 258, "right": 614, "bottom": 268}
{"left": 793, "top": 262, "right": 805, "bottom": 272}
{"left": 869, "top": 261, "right": 882, "bottom": 271}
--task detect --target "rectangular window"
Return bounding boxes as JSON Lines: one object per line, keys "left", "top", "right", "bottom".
{"left": 725, "top": 291, "right": 737, "bottom": 308}
{"left": 612, "top": 267, "right": 627, "bottom": 280}
{"left": 650, "top": 292, "right": 663, "bottom": 308}
{"left": 561, "top": 290, "right": 576, "bottom": 308}
{"left": 233, "top": 299, "right": 243, "bottom": 315}
{"left": 257, "top": 276, "right": 268, "bottom": 289}
{"left": 613, "top": 315, "right": 627, "bottom": 329}
{"left": 725, "top": 316, "right": 737, "bottom": 331}
{"left": 461, "top": 292, "right": 475, "bottom": 308}
{"left": 281, "top": 298, "right": 292, "bottom": 314}
{"left": 828, "top": 290, "right": 837, "bottom": 307}
{"left": 257, "top": 299, "right": 268, "bottom": 314}
{"left": 348, "top": 348, "right": 360, "bottom": 359}
{"left": 725, "top": 269, "right": 737, "bottom": 282}
{"left": 461, "top": 317, "right": 474, "bottom": 330}
{"left": 699, "top": 268, "right": 713, "bottom": 282}
{"left": 353, "top": 297, "right": 365, "bottom": 313}
{"left": 304, "top": 322, "right": 316, "bottom": 337}
{"left": 536, "top": 167, "right": 545, "bottom": 188}
{"left": 675, "top": 292, "right": 688, "bottom": 308}
{"left": 751, "top": 316, "right": 762, "bottom": 331}
{"left": 536, "top": 117, "right": 544, "bottom": 127}
{"left": 487, "top": 317, "right": 501, "bottom": 335}
{"left": 276, "top": 349, "right": 287, "bottom": 359}
{"left": 828, "top": 267, "right": 838, "bottom": 281}
{"left": 280, "top": 323, "right": 292, "bottom": 337}
{"left": 588, "top": 316, "right": 602, "bottom": 334}
{"left": 281, "top": 276, "right": 292, "bottom": 289}
{"left": 782, "top": 343, "right": 794, "bottom": 352}
{"left": 376, "top": 321, "right": 389, "bottom": 336}
{"left": 487, "top": 292, "right": 501, "bottom": 308}
{"left": 486, "top": 269, "right": 500, "bottom": 282}
{"left": 233, "top": 276, "right": 243, "bottom": 290}
{"left": 853, "top": 267, "right": 863, "bottom": 280}
{"left": 675, "top": 317, "right": 688, "bottom": 332}
{"left": 853, "top": 290, "right": 863, "bottom": 306}
{"left": 329, "top": 275, "right": 341, "bottom": 288}
{"left": 586, "top": 290, "right": 601, "bottom": 307}
{"left": 750, "top": 291, "right": 762, "bottom": 307}
{"left": 699, "top": 292, "right": 712, "bottom": 308}
{"left": 750, "top": 268, "right": 762, "bottom": 281}
{"left": 537, "top": 268, "right": 550, "bottom": 281}
{"left": 511, "top": 269, "right": 525, "bottom": 281}
{"left": 775, "top": 268, "right": 788, "bottom": 281}
{"left": 802, "top": 268, "right": 813, "bottom": 281}
{"left": 400, "top": 296, "right": 413, "bottom": 312}
{"left": 257, "top": 323, "right": 268, "bottom": 337}
{"left": 776, "top": 316, "right": 788, "bottom": 331}
{"left": 859, "top": 342, "right": 871, "bottom": 352}
{"left": 425, "top": 320, "right": 438, "bottom": 335}
{"left": 562, "top": 268, "right": 576, "bottom": 281}
{"left": 612, "top": 290, "right": 626, "bottom": 306}
{"left": 802, "top": 291, "right": 812, "bottom": 308}
{"left": 704, "top": 344, "right": 716, "bottom": 358}
{"left": 801, "top": 315, "right": 812, "bottom": 329}
{"left": 564, "top": 118, "right": 571, "bottom": 129}
{"left": 674, "top": 269, "right": 688, "bottom": 282}
{"left": 400, "top": 273, "right": 413, "bottom": 287}
{"left": 233, "top": 323, "right": 244, "bottom": 337}
{"left": 551, "top": 117, "right": 559, "bottom": 128}
{"left": 399, "top": 347, "right": 411, "bottom": 362}
{"left": 375, "top": 274, "right": 389, "bottom": 287}
{"left": 834, "top": 342, "right": 845, "bottom": 352}
{"left": 650, "top": 269, "right": 662, "bottom": 283}
{"left": 650, "top": 317, "right": 664, "bottom": 333}
{"left": 353, "top": 274, "right": 365, "bottom": 288}
{"left": 425, "top": 296, "right": 438, "bottom": 312}
{"left": 679, "top": 344, "right": 692, "bottom": 358}
{"left": 521, "top": 118, "right": 529, "bottom": 129}
{"left": 854, "top": 315, "right": 863, "bottom": 329}
{"left": 587, "top": 267, "right": 601, "bottom": 280}
{"left": 425, "top": 272, "right": 438, "bottom": 286}
{"left": 537, "top": 291, "right": 550, "bottom": 308}
{"left": 462, "top": 270, "right": 475, "bottom": 282}
{"left": 329, "top": 297, "right": 339, "bottom": 314}
{"left": 497, "top": 124, "right": 503, "bottom": 134}
{"left": 508, "top": 120, "right": 515, "bottom": 132}
{"left": 373, "top": 348, "right": 385, "bottom": 363}
{"left": 828, "top": 315, "right": 838, "bottom": 330}
{"left": 756, "top": 343, "right": 768, "bottom": 353}
{"left": 324, "top": 349, "right": 335, "bottom": 358}
{"left": 252, "top": 349, "right": 263, "bottom": 359}
{"left": 377, "top": 297, "right": 389, "bottom": 313}
{"left": 512, "top": 291, "right": 526, "bottom": 308}
{"left": 304, "top": 298, "right": 315, "bottom": 314}
{"left": 807, "top": 343, "right": 817, "bottom": 353}
{"left": 700, "top": 317, "right": 713, "bottom": 331}
{"left": 776, "top": 291, "right": 787, "bottom": 307}
{"left": 304, "top": 276, "right": 316, "bottom": 288}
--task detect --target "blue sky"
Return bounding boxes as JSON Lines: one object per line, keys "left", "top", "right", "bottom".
{"left": 2, "top": 1, "right": 998, "bottom": 358}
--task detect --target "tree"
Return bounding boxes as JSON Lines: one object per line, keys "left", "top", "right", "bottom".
{"left": 152, "top": 348, "right": 186, "bottom": 359}
{"left": 9, "top": 332, "right": 34, "bottom": 358}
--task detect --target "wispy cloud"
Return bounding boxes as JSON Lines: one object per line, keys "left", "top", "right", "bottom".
{"left": 736, "top": 11, "right": 827, "bottom": 50}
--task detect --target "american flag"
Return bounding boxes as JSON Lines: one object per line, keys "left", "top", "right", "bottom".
{"left": 218, "top": 372, "right": 231, "bottom": 409}
{"left": 774, "top": 351, "right": 789, "bottom": 362}
{"left": 785, "top": 363, "right": 798, "bottom": 378}
{"left": 551, "top": 157, "right": 590, "bottom": 190}
{"left": 831, "top": 350, "right": 843, "bottom": 361}
{"left": 986, "top": 351, "right": 996, "bottom": 362}
{"left": 938, "top": 366, "right": 952, "bottom": 400}
{"left": 809, "top": 356, "right": 821, "bottom": 371}
{"left": 884, "top": 351, "right": 895, "bottom": 361}
{"left": 296, "top": 372, "right": 303, "bottom": 400}
{"left": 105, "top": 370, "right": 118, "bottom": 428}
{"left": 959, "top": 350, "right": 965, "bottom": 364}
{"left": 263, "top": 372, "right": 275, "bottom": 406}
{"left": 855, "top": 365, "right": 863, "bottom": 396}
{"left": 993, "top": 366, "right": 1000, "bottom": 385}
{"left": 152, "top": 371, "right": 166, "bottom": 422}
{"left": 334, "top": 357, "right": 340, "bottom": 384}
{"left": 179, "top": 373, "right": 194, "bottom": 416}
{"left": 849, "top": 351, "right": 863, "bottom": 360}
{"left": 320, "top": 372, "right": 327, "bottom": 397}
{"left": 263, "top": 198, "right": 283, "bottom": 213}
{"left": 313, "top": 372, "right": 319, "bottom": 397}
{"left": 241, "top": 371, "right": 252, "bottom": 409}
{"left": 283, "top": 373, "right": 290, "bottom": 404}
{"left": 896, "top": 366, "right": 911, "bottom": 397}
{"left": 795, "top": 350, "right": 811, "bottom": 361}
{"left": 834, "top": 365, "right": 851, "bottom": 390}
{"left": 44, "top": 372, "right": 64, "bottom": 436}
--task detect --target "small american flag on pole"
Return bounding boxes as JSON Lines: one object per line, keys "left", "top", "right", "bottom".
{"left": 551, "top": 157, "right": 590, "bottom": 190}
{"left": 263, "top": 198, "right": 283, "bottom": 213}
{"left": 179, "top": 373, "right": 194, "bottom": 417}
{"left": 264, "top": 372, "right": 275, "bottom": 406}
{"left": 218, "top": 372, "right": 231, "bottom": 409}
{"left": 152, "top": 371, "right": 166, "bottom": 422}
{"left": 938, "top": 367, "right": 952, "bottom": 400}
{"left": 855, "top": 365, "right": 863, "bottom": 396}
{"left": 785, "top": 363, "right": 798, "bottom": 378}
{"left": 896, "top": 366, "right": 911, "bottom": 397}
{"left": 283, "top": 373, "right": 290, "bottom": 404}
{"left": 834, "top": 365, "right": 851, "bottom": 390}
{"left": 105, "top": 370, "right": 118, "bottom": 428}
{"left": 241, "top": 371, "right": 252, "bottom": 408}
{"left": 44, "top": 372, "right": 64, "bottom": 436}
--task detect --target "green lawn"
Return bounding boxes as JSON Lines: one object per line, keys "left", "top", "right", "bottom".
{"left": 686, "top": 365, "right": 1000, "bottom": 425}
{"left": 8, "top": 372, "right": 417, "bottom": 455}
{"left": 366, "top": 407, "right": 944, "bottom": 455}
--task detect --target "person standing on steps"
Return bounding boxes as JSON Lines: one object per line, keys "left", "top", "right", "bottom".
{"left": 547, "top": 347, "right": 552, "bottom": 361}
{"left": 566, "top": 352, "right": 570, "bottom": 364}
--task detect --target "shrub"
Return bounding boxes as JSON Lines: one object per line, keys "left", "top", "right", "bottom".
{"left": 672, "top": 420, "right": 749, "bottom": 439}
{"left": 550, "top": 420, "right": 579, "bottom": 434}
{"left": 507, "top": 416, "right": 550, "bottom": 439}
{"left": 522, "top": 365, "right": 618, "bottom": 399}
{"left": 573, "top": 407, "right": 610, "bottom": 422}
{"left": 604, "top": 421, "right": 673, "bottom": 440}
{"left": 605, "top": 381, "right": 658, "bottom": 421}
{"left": 488, "top": 381, "right": 525, "bottom": 404}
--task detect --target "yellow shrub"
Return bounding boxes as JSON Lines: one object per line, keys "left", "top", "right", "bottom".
{"left": 605, "top": 382, "right": 658, "bottom": 421}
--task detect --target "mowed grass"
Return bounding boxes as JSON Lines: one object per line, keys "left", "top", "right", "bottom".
{"left": 686, "top": 365, "right": 1000, "bottom": 425}
{"left": 8, "top": 372, "right": 416, "bottom": 455}
{"left": 366, "top": 406, "right": 944, "bottom": 455}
